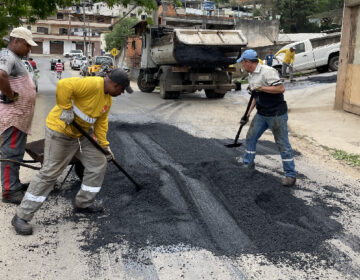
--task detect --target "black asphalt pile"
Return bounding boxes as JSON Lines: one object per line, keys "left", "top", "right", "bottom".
{"left": 61, "top": 121, "right": 343, "bottom": 268}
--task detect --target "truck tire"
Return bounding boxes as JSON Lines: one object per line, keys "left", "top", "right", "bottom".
{"left": 159, "top": 80, "right": 179, "bottom": 99}
{"left": 328, "top": 56, "right": 339, "bottom": 71}
{"left": 137, "top": 72, "right": 156, "bottom": 93}
{"left": 205, "top": 90, "right": 225, "bottom": 99}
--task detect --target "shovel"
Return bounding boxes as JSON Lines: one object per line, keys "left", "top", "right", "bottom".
{"left": 71, "top": 121, "right": 141, "bottom": 192}
{"left": 225, "top": 93, "right": 254, "bottom": 148}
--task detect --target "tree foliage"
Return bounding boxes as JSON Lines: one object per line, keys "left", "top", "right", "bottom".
{"left": 275, "top": 0, "right": 344, "bottom": 33}
{"left": 104, "top": 17, "right": 138, "bottom": 51}
{"left": 0, "top": 0, "right": 158, "bottom": 47}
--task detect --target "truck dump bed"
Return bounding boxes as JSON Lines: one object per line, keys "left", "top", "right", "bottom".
{"left": 151, "top": 28, "right": 247, "bottom": 68}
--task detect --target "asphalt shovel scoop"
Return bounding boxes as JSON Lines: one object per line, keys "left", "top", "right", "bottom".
{"left": 225, "top": 93, "right": 254, "bottom": 148}
{"left": 71, "top": 121, "right": 141, "bottom": 192}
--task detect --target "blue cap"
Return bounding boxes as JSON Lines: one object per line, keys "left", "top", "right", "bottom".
{"left": 237, "top": 49, "right": 258, "bottom": 63}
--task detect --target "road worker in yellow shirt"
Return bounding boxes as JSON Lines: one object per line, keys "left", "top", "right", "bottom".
{"left": 275, "top": 47, "right": 295, "bottom": 82}
{"left": 12, "top": 69, "right": 133, "bottom": 235}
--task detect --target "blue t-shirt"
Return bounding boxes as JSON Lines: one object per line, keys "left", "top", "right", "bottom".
{"left": 265, "top": 54, "right": 274, "bottom": 66}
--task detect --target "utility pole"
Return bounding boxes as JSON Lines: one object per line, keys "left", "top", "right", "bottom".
{"left": 79, "top": 0, "right": 92, "bottom": 57}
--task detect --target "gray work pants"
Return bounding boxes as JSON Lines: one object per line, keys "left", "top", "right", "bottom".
{"left": 17, "top": 127, "right": 107, "bottom": 221}
{"left": 1, "top": 126, "right": 27, "bottom": 197}
{"left": 281, "top": 63, "right": 294, "bottom": 80}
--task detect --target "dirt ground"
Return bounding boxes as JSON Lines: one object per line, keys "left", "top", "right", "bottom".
{"left": 1, "top": 60, "right": 360, "bottom": 280}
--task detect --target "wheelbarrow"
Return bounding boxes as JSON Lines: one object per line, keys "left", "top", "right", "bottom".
{"left": 0, "top": 139, "right": 84, "bottom": 186}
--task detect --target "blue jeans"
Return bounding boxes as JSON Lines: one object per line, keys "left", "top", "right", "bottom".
{"left": 243, "top": 113, "right": 296, "bottom": 178}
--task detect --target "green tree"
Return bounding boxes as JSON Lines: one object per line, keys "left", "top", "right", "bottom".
{"left": 104, "top": 17, "right": 138, "bottom": 51}
{"left": 276, "top": 0, "right": 320, "bottom": 32}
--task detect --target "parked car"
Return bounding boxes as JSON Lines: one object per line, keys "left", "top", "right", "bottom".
{"left": 50, "top": 58, "right": 65, "bottom": 71}
{"left": 70, "top": 55, "right": 87, "bottom": 70}
{"left": 272, "top": 33, "right": 340, "bottom": 73}
{"left": 22, "top": 60, "right": 39, "bottom": 92}
{"left": 88, "top": 56, "right": 114, "bottom": 76}
{"left": 63, "top": 49, "right": 83, "bottom": 58}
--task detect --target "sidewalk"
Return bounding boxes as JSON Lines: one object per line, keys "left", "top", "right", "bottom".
{"left": 285, "top": 81, "right": 360, "bottom": 155}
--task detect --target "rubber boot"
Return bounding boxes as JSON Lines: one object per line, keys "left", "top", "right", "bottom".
{"left": 11, "top": 215, "right": 33, "bottom": 235}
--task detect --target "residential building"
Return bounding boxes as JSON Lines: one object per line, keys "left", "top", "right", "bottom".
{"left": 28, "top": 2, "right": 146, "bottom": 56}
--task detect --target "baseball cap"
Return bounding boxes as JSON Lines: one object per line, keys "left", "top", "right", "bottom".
{"left": 237, "top": 49, "right": 258, "bottom": 63}
{"left": 290, "top": 47, "right": 295, "bottom": 50}
{"left": 10, "top": 27, "right": 38, "bottom": 46}
{"left": 108, "top": 68, "right": 133, "bottom": 93}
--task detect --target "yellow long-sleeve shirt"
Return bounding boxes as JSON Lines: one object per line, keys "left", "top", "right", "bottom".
{"left": 275, "top": 48, "right": 295, "bottom": 64}
{"left": 46, "top": 77, "right": 112, "bottom": 147}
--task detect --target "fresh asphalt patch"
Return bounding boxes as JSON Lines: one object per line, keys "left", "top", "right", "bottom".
{"left": 55, "top": 121, "right": 345, "bottom": 270}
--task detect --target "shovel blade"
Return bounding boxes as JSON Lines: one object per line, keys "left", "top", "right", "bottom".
{"left": 225, "top": 143, "right": 242, "bottom": 148}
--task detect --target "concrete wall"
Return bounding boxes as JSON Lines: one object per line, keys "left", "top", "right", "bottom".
{"left": 235, "top": 19, "right": 280, "bottom": 47}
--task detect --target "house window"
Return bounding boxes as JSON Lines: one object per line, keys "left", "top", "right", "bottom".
{"left": 37, "top": 27, "right": 49, "bottom": 34}
{"left": 132, "top": 40, "right": 136, "bottom": 50}
{"left": 130, "top": 13, "right": 136, "bottom": 17}
{"left": 27, "top": 26, "right": 31, "bottom": 31}
{"left": 59, "top": 28, "right": 68, "bottom": 35}
{"left": 57, "top": 13, "right": 64, "bottom": 20}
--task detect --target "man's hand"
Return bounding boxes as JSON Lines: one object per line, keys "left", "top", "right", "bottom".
{"left": 104, "top": 146, "right": 114, "bottom": 161}
{"left": 249, "top": 84, "right": 262, "bottom": 92}
{"left": 0, "top": 91, "right": 19, "bottom": 104}
{"left": 240, "top": 115, "right": 249, "bottom": 125}
{"left": 59, "top": 109, "right": 74, "bottom": 125}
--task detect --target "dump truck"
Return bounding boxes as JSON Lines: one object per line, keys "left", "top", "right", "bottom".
{"left": 137, "top": 26, "right": 247, "bottom": 99}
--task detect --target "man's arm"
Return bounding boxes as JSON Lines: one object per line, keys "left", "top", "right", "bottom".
{"left": 0, "top": 70, "right": 15, "bottom": 99}
{"left": 259, "top": 84, "right": 285, "bottom": 94}
{"left": 275, "top": 49, "right": 286, "bottom": 57}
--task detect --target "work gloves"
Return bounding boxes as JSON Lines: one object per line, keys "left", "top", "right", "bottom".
{"left": 60, "top": 109, "right": 74, "bottom": 125}
{"left": 104, "top": 146, "right": 114, "bottom": 161}
{"left": 240, "top": 115, "right": 249, "bottom": 125}
{"left": 0, "top": 92, "right": 19, "bottom": 104}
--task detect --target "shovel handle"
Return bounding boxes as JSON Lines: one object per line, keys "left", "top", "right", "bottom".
{"left": 71, "top": 121, "right": 141, "bottom": 191}
{"left": 233, "top": 93, "right": 255, "bottom": 144}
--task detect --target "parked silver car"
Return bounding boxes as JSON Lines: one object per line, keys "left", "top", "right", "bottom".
{"left": 70, "top": 55, "right": 87, "bottom": 70}
{"left": 22, "top": 60, "right": 39, "bottom": 92}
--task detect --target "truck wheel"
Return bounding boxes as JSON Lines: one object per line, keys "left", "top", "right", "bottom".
{"left": 205, "top": 90, "right": 225, "bottom": 99}
{"left": 159, "top": 80, "right": 178, "bottom": 99}
{"left": 137, "top": 72, "right": 156, "bottom": 93}
{"left": 329, "top": 56, "right": 339, "bottom": 71}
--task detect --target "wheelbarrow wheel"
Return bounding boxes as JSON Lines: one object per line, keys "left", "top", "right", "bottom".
{"left": 74, "top": 162, "right": 84, "bottom": 180}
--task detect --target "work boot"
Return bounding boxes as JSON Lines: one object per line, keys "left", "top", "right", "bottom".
{"left": 2, "top": 190, "right": 25, "bottom": 205}
{"left": 282, "top": 177, "right": 296, "bottom": 187}
{"left": 75, "top": 200, "right": 104, "bottom": 214}
{"left": 11, "top": 215, "right": 33, "bottom": 235}
{"left": 244, "top": 162, "right": 255, "bottom": 170}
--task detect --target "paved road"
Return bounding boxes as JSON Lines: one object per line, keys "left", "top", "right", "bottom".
{"left": 1, "top": 57, "right": 359, "bottom": 280}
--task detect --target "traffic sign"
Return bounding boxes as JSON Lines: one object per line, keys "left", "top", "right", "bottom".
{"left": 110, "top": 48, "right": 119, "bottom": 57}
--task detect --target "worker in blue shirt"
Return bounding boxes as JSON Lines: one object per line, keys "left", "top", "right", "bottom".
{"left": 265, "top": 49, "right": 275, "bottom": 67}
